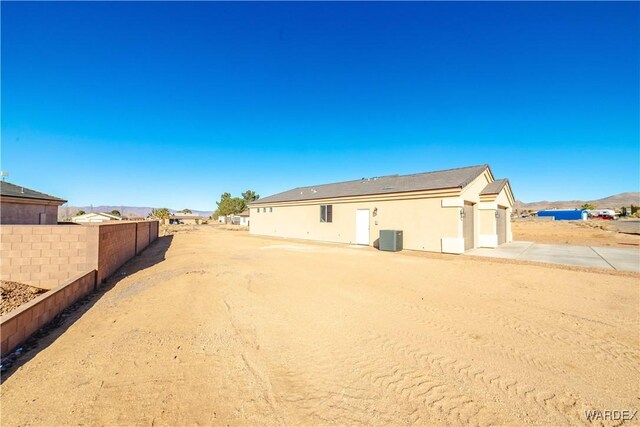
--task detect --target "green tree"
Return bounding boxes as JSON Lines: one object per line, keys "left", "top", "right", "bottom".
{"left": 111, "top": 210, "right": 121, "bottom": 217}
{"left": 241, "top": 190, "right": 260, "bottom": 204}
{"left": 150, "top": 207, "right": 171, "bottom": 224}
{"left": 217, "top": 197, "right": 246, "bottom": 216}
{"left": 180, "top": 208, "right": 192, "bottom": 214}
{"left": 76, "top": 210, "right": 86, "bottom": 216}
{"left": 580, "top": 203, "right": 596, "bottom": 210}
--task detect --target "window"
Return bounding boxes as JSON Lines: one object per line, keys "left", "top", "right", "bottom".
{"left": 269, "top": 207, "right": 273, "bottom": 213}
{"left": 320, "top": 205, "right": 333, "bottom": 223}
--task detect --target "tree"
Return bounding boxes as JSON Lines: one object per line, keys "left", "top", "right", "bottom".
{"left": 216, "top": 197, "right": 246, "bottom": 217}
{"left": 180, "top": 209, "right": 192, "bottom": 214}
{"left": 76, "top": 210, "right": 86, "bottom": 216}
{"left": 580, "top": 203, "right": 596, "bottom": 210}
{"left": 111, "top": 210, "right": 121, "bottom": 217}
{"left": 150, "top": 208, "right": 171, "bottom": 224}
{"left": 241, "top": 190, "right": 260, "bottom": 203}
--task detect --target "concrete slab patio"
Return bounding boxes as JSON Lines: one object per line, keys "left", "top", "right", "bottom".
{"left": 466, "top": 241, "right": 640, "bottom": 272}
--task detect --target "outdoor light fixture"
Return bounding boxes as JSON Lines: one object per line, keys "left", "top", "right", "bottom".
{"left": 495, "top": 211, "right": 500, "bottom": 218}
{"left": 460, "top": 208, "right": 465, "bottom": 219}
{"left": 373, "top": 207, "right": 378, "bottom": 217}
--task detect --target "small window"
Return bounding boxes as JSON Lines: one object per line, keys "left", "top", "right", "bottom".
{"left": 269, "top": 207, "right": 273, "bottom": 213}
{"left": 320, "top": 205, "right": 333, "bottom": 223}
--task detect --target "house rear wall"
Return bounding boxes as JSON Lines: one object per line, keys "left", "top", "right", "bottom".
{"left": 250, "top": 197, "right": 461, "bottom": 252}
{"left": 1, "top": 201, "right": 59, "bottom": 225}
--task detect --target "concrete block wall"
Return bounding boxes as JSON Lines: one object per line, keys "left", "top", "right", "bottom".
{"left": 136, "top": 221, "right": 151, "bottom": 255}
{"left": 1, "top": 221, "right": 159, "bottom": 289}
{"left": 0, "top": 225, "right": 98, "bottom": 289}
{"left": 96, "top": 222, "right": 137, "bottom": 284}
{"left": 0, "top": 270, "right": 96, "bottom": 356}
{"left": 149, "top": 220, "right": 159, "bottom": 242}
{"left": 0, "top": 221, "right": 160, "bottom": 356}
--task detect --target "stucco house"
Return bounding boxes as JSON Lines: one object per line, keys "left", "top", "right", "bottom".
{"left": 0, "top": 181, "right": 67, "bottom": 225}
{"left": 249, "top": 164, "right": 514, "bottom": 254}
{"left": 238, "top": 209, "right": 250, "bottom": 226}
{"left": 72, "top": 212, "right": 122, "bottom": 223}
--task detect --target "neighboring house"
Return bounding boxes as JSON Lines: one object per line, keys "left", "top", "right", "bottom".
{"left": 0, "top": 181, "right": 67, "bottom": 225}
{"left": 72, "top": 212, "right": 122, "bottom": 223}
{"left": 249, "top": 164, "right": 514, "bottom": 254}
{"left": 238, "top": 209, "right": 250, "bottom": 226}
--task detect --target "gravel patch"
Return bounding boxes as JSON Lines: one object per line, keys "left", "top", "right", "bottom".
{"left": 0, "top": 281, "right": 48, "bottom": 316}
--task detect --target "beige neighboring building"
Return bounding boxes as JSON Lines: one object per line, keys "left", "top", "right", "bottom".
{"left": 0, "top": 181, "right": 67, "bottom": 225}
{"left": 238, "top": 209, "right": 250, "bottom": 226}
{"left": 249, "top": 164, "right": 514, "bottom": 254}
{"left": 72, "top": 212, "right": 122, "bottom": 223}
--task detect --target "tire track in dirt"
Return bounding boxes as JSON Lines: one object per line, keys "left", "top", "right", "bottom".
{"left": 394, "top": 299, "right": 639, "bottom": 375}
{"left": 347, "top": 333, "right": 589, "bottom": 426}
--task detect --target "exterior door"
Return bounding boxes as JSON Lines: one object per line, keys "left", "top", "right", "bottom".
{"left": 463, "top": 204, "right": 474, "bottom": 251}
{"left": 496, "top": 207, "right": 507, "bottom": 245}
{"left": 355, "top": 209, "right": 370, "bottom": 245}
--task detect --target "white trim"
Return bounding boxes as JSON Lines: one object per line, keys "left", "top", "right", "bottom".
{"left": 441, "top": 197, "right": 464, "bottom": 208}
{"left": 479, "top": 234, "right": 498, "bottom": 248}
{"left": 478, "top": 202, "right": 498, "bottom": 210}
{"left": 441, "top": 237, "right": 464, "bottom": 254}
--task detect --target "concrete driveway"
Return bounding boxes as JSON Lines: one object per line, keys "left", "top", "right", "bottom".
{"left": 466, "top": 241, "right": 640, "bottom": 272}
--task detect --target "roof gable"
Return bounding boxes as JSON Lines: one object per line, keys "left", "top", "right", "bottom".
{"left": 252, "top": 165, "right": 490, "bottom": 205}
{"left": 480, "top": 179, "right": 509, "bottom": 195}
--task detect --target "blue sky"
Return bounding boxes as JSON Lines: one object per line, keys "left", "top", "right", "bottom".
{"left": 2, "top": 2, "right": 638, "bottom": 210}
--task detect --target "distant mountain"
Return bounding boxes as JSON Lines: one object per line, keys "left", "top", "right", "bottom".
{"left": 58, "top": 205, "right": 213, "bottom": 220}
{"left": 515, "top": 192, "right": 640, "bottom": 211}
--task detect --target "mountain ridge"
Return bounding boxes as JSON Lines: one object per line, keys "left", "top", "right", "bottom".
{"left": 515, "top": 192, "right": 639, "bottom": 211}
{"left": 58, "top": 205, "right": 213, "bottom": 220}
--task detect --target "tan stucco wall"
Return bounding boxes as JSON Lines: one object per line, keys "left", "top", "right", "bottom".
{"left": 460, "top": 170, "right": 492, "bottom": 204}
{"left": 250, "top": 170, "right": 514, "bottom": 253}
{"left": 477, "top": 185, "right": 514, "bottom": 247}
{"left": 1, "top": 201, "right": 59, "bottom": 225}
{"left": 479, "top": 210, "right": 497, "bottom": 235}
{"left": 250, "top": 197, "right": 461, "bottom": 252}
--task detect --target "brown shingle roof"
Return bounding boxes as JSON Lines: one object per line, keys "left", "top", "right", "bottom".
{"left": 252, "top": 164, "right": 490, "bottom": 205}
{"left": 0, "top": 181, "right": 67, "bottom": 203}
{"left": 480, "top": 179, "right": 509, "bottom": 195}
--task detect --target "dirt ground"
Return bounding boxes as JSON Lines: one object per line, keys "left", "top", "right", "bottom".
{"left": 513, "top": 219, "right": 640, "bottom": 247}
{"left": 0, "top": 281, "right": 47, "bottom": 315}
{"left": 1, "top": 227, "right": 638, "bottom": 426}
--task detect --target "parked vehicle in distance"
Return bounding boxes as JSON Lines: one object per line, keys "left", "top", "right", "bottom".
{"left": 588, "top": 209, "right": 616, "bottom": 220}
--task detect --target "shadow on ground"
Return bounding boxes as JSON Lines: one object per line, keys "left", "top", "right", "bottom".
{"left": 0, "top": 235, "right": 174, "bottom": 383}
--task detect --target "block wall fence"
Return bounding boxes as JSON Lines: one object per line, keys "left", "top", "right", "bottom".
{"left": 1, "top": 221, "right": 159, "bottom": 288}
{"left": 1, "top": 271, "right": 96, "bottom": 356}
{"left": 1, "top": 221, "right": 160, "bottom": 356}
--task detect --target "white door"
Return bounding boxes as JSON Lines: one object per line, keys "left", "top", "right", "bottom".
{"left": 355, "top": 209, "right": 370, "bottom": 245}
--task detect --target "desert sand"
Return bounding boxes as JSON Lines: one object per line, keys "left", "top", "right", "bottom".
{"left": 513, "top": 219, "right": 640, "bottom": 247}
{"left": 1, "top": 226, "right": 638, "bottom": 426}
